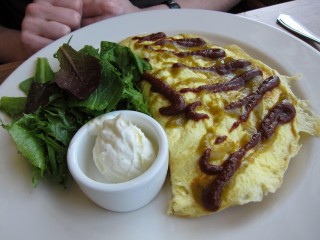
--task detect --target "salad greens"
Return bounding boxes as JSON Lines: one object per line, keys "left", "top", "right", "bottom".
{"left": 0, "top": 41, "right": 151, "bottom": 187}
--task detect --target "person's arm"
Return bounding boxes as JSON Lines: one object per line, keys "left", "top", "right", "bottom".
{"left": 81, "top": 0, "right": 241, "bottom": 26}
{"left": 0, "top": 25, "right": 28, "bottom": 63}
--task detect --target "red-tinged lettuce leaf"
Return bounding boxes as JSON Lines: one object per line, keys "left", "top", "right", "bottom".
{"left": 24, "top": 81, "right": 62, "bottom": 113}
{"left": 67, "top": 57, "right": 124, "bottom": 112}
{"left": 55, "top": 44, "right": 101, "bottom": 100}
{"left": 23, "top": 57, "right": 61, "bottom": 113}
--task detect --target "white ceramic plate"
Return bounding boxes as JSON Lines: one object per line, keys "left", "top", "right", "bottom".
{"left": 1, "top": 10, "right": 319, "bottom": 240}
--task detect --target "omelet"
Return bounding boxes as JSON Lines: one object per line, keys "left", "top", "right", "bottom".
{"left": 121, "top": 33, "right": 320, "bottom": 217}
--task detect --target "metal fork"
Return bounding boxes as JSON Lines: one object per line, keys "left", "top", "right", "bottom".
{"left": 277, "top": 14, "right": 320, "bottom": 44}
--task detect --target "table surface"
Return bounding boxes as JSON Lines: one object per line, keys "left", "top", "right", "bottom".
{"left": 0, "top": 0, "right": 319, "bottom": 85}
{"left": 239, "top": 0, "right": 320, "bottom": 50}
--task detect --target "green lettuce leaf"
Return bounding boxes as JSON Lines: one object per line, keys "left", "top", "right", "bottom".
{"left": 34, "top": 58, "right": 54, "bottom": 84}
{"left": 0, "top": 40, "right": 152, "bottom": 187}
{"left": 0, "top": 96, "right": 26, "bottom": 118}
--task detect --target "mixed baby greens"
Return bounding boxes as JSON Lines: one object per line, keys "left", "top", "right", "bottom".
{"left": 0, "top": 41, "right": 151, "bottom": 187}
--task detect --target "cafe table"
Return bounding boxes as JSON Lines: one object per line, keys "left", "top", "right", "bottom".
{"left": 0, "top": 0, "right": 319, "bottom": 85}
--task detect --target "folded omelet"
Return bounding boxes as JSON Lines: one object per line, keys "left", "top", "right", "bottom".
{"left": 121, "top": 33, "right": 320, "bottom": 217}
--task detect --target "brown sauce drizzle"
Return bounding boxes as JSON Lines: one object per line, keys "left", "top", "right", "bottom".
{"left": 142, "top": 73, "right": 185, "bottom": 115}
{"left": 215, "top": 135, "right": 227, "bottom": 144}
{"left": 199, "top": 148, "right": 224, "bottom": 175}
{"left": 259, "top": 101, "right": 296, "bottom": 139}
{"left": 185, "top": 101, "right": 209, "bottom": 121}
{"left": 175, "top": 49, "right": 225, "bottom": 59}
{"left": 133, "top": 32, "right": 206, "bottom": 48}
{"left": 227, "top": 75, "right": 281, "bottom": 131}
{"left": 144, "top": 47, "right": 225, "bottom": 60}
{"left": 154, "top": 37, "right": 207, "bottom": 48}
{"left": 215, "top": 59, "right": 251, "bottom": 75}
{"left": 132, "top": 32, "right": 167, "bottom": 43}
{"left": 200, "top": 101, "right": 296, "bottom": 211}
{"left": 173, "top": 59, "right": 251, "bottom": 75}
{"left": 142, "top": 73, "right": 209, "bottom": 121}
{"left": 180, "top": 68, "right": 262, "bottom": 93}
